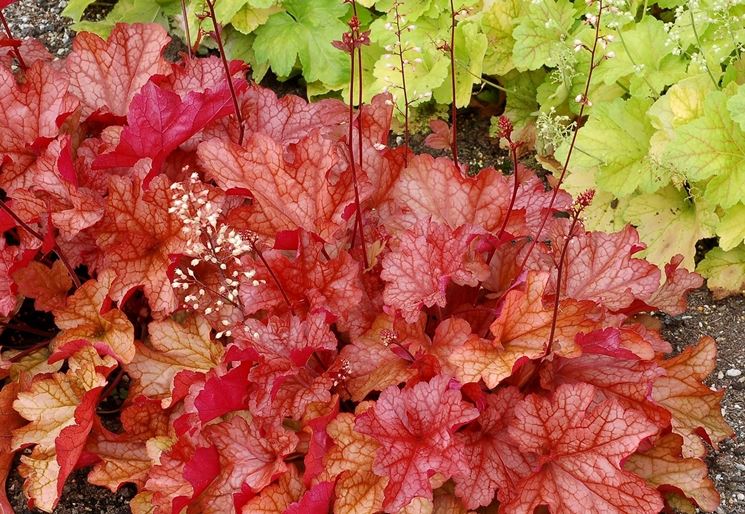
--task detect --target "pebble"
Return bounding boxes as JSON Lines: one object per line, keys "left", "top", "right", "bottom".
{"left": 726, "top": 369, "right": 742, "bottom": 377}
{"left": 718, "top": 371, "right": 725, "bottom": 379}
{"left": 738, "top": 493, "right": 745, "bottom": 501}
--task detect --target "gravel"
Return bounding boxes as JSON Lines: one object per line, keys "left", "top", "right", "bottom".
{"left": 2, "top": 0, "right": 73, "bottom": 57}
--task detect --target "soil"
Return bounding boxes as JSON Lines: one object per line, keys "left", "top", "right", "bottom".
{"left": 2, "top": 1, "right": 744, "bottom": 513}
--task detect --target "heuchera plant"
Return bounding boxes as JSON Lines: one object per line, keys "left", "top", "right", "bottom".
{"left": 0, "top": 21, "right": 734, "bottom": 514}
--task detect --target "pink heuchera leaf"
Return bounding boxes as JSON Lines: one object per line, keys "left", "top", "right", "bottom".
{"left": 381, "top": 218, "right": 488, "bottom": 323}
{"left": 503, "top": 383, "right": 663, "bottom": 514}
{"left": 284, "top": 481, "right": 335, "bottom": 514}
{"left": 65, "top": 23, "right": 171, "bottom": 119}
{"left": 391, "top": 154, "right": 513, "bottom": 233}
{"left": 161, "top": 56, "right": 246, "bottom": 95}
{"left": 423, "top": 119, "right": 452, "bottom": 150}
{"left": 94, "top": 80, "right": 247, "bottom": 187}
{"left": 452, "top": 387, "right": 531, "bottom": 509}
{"left": 0, "top": 62, "right": 78, "bottom": 194}
{"left": 558, "top": 226, "right": 660, "bottom": 311}
{"left": 198, "top": 131, "right": 355, "bottom": 241}
{"left": 355, "top": 375, "right": 479, "bottom": 512}
{"left": 94, "top": 175, "right": 187, "bottom": 315}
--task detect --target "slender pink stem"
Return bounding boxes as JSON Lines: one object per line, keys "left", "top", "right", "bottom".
{"left": 516, "top": 0, "right": 604, "bottom": 273}
{"left": 393, "top": 2, "right": 410, "bottom": 165}
{"left": 8, "top": 339, "right": 50, "bottom": 363}
{"left": 253, "top": 244, "right": 295, "bottom": 314}
{"left": 204, "top": 0, "right": 245, "bottom": 145}
{"left": 0, "top": 10, "right": 26, "bottom": 70}
{"left": 0, "top": 199, "right": 81, "bottom": 288}
{"left": 448, "top": 0, "right": 459, "bottom": 164}
{"left": 547, "top": 212, "right": 579, "bottom": 350}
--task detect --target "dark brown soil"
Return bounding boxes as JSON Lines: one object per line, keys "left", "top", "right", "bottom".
{"left": 2, "top": 1, "right": 743, "bottom": 513}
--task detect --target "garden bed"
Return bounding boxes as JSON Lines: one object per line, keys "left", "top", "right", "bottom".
{"left": 2, "top": 1, "right": 744, "bottom": 513}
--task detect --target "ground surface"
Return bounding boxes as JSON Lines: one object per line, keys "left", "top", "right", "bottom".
{"left": 2, "top": 1, "right": 744, "bottom": 513}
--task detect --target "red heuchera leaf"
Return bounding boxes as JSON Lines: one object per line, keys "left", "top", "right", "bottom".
{"left": 85, "top": 436, "right": 152, "bottom": 492}
{"left": 95, "top": 175, "right": 187, "bottom": 315}
{"left": 198, "top": 131, "right": 355, "bottom": 241}
{"left": 355, "top": 375, "right": 479, "bottom": 512}
{"left": 239, "top": 233, "right": 362, "bottom": 325}
{"left": 452, "top": 387, "right": 531, "bottom": 509}
{"left": 94, "top": 80, "right": 248, "bottom": 187}
{"left": 65, "top": 23, "right": 171, "bottom": 119}
{"left": 161, "top": 56, "right": 246, "bottom": 95}
{"left": 503, "top": 383, "right": 663, "bottom": 514}
{"left": 13, "top": 260, "right": 72, "bottom": 312}
{"left": 652, "top": 336, "right": 733, "bottom": 458}
{"left": 0, "top": 382, "right": 25, "bottom": 514}
{"left": 0, "top": 62, "right": 78, "bottom": 194}
{"left": 240, "top": 465, "right": 305, "bottom": 513}
{"left": 558, "top": 226, "right": 661, "bottom": 311}
{"left": 392, "top": 154, "right": 515, "bottom": 233}
{"left": 423, "top": 119, "right": 452, "bottom": 150}
{"left": 381, "top": 218, "right": 488, "bottom": 323}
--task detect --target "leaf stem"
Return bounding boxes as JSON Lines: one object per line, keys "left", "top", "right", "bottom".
{"left": 448, "top": 0, "right": 459, "bottom": 164}
{"left": 547, "top": 212, "right": 580, "bottom": 350}
{"left": 204, "top": 0, "right": 245, "bottom": 145}
{"left": 253, "top": 244, "right": 295, "bottom": 314}
{"left": 392, "top": 1, "right": 410, "bottom": 165}
{"left": 689, "top": 8, "right": 718, "bottom": 88}
{"left": 180, "top": 0, "right": 193, "bottom": 61}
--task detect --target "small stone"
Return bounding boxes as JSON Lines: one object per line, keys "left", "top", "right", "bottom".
{"left": 726, "top": 368, "right": 742, "bottom": 377}
{"left": 718, "top": 371, "right": 724, "bottom": 380}
{"left": 738, "top": 493, "right": 745, "bottom": 501}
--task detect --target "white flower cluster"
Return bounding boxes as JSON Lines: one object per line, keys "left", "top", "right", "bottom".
{"left": 168, "top": 172, "right": 263, "bottom": 337}
{"left": 536, "top": 108, "right": 576, "bottom": 155}
{"left": 664, "top": 0, "right": 745, "bottom": 62}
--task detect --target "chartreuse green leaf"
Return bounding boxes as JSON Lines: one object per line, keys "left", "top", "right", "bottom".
{"left": 511, "top": 0, "right": 577, "bottom": 71}
{"left": 727, "top": 84, "right": 745, "bottom": 131}
{"left": 480, "top": 0, "right": 527, "bottom": 76}
{"left": 717, "top": 203, "right": 745, "bottom": 252}
{"left": 624, "top": 186, "right": 718, "bottom": 270}
{"left": 665, "top": 89, "right": 745, "bottom": 209}
{"left": 73, "top": 0, "right": 177, "bottom": 36}
{"left": 432, "top": 20, "right": 488, "bottom": 107}
{"left": 252, "top": 0, "right": 350, "bottom": 87}
{"left": 501, "top": 69, "right": 545, "bottom": 143}
{"left": 231, "top": 2, "right": 282, "bottom": 34}
{"left": 597, "top": 17, "right": 687, "bottom": 98}
{"left": 61, "top": 0, "right": 97, "bottom": 22}
{"left": 556, "top": 97, "right": 664, "bottom": 197}
{"left": 698, "top": 245, "right": 745, "bottom": 297}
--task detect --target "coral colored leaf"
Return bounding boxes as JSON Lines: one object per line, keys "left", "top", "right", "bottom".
{"left": 65, "top": 23, "right": 171, "bottom": 118}
{"left": 392, "top": 154, "right": 512, "bottom": 232}
{"left": 0, "top": 382, "right": 25, "bottom": 514}
{"left": 652, "top": 336, "right": 734, "bottom": 458}
{"left": 239, "top": 233, "right": 362, "bottom": 324}
{"left": 94, "top": 80, "right": 247, "bottom": 186}
{"left": 503, "top": 383, "right": 663, "bottom": 514}
{"left": 126, "top": 314, "right": 224, "bottom": 403}
{"left": 241, "top": 465, "right": 305, "bottom": 513}
{"left": 381, "top": 218, "right": 488, "bottom": 323}
{"left": 560, "top": 226, "right": 661, "bottom": 311}
{"left": 452, "top": 272, "right": 597, "bottom": 388}
{"left": 51, "top": 272, "right": 135, "bottom": 363}
{"left": 198, "top": 131, "right": 355, "bottom": 241}
{"left": 85, "top": 438, "right": 151, "bottom": 492}
{"left": 95, "top": 175, "right": 187, "bottom": 315}
{"left": 0, "top": 240, "right": 20, "bottom": 317}
{"left": 323, "top": 411, "right": 387, "bottom": 514}
{"left": 12, "top": 346, "right": 117, "bottom": 512}
{"left": 355, "top": 375, "right": 479, "bottom": 512}
{"left": 646, "top": 255, "right": 703, "bottom": 316}
{"left": 198, "top": 415, "right": 298, "bottom": 512}
{"left": 340, "top": 314, "right": 422, "bottom": 401}
{"left": 12, "top": 260, "right": 72, "bottom": 312}
{"left": 284, "top": 481, "right": 335, "bottom": 514}
{"left": 424, "top": 119, "right": 453, "bottom": 150}
{"left": 624, "top": 434, "right": 720, "bottom": 512}
{"left": 452, "top": 387, "right": 531, "bottom": 509}
{"left": 0, "top": 62, "right": 78, "bottom": 194}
